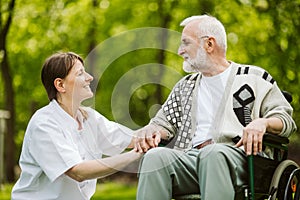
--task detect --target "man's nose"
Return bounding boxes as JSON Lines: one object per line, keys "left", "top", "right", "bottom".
{"left": 178, "top": 46, "right": 185, "bottom": 55}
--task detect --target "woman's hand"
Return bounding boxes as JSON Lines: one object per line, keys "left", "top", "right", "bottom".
{"left": 134, "top": 124, "right": 161, "bottom": 153}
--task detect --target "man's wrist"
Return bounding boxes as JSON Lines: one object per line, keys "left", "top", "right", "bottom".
{"left": 149, "top": 123, "right": 173, "bottom": 140}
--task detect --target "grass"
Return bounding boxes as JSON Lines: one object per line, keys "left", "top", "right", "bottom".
{"left": 91, "top": 181, "right": 137, "bottom": 200}
{"left": 0, "top": 181, "right": 138, "bottom": 200}
{"left": 1, "top": 182, "right": 291, "bottom": 199}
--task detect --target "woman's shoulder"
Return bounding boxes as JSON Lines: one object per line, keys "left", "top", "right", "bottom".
{"left": 25, "top": 105, "right": 59, "bottom": 134}
{"left": 31, "top": 103, "right": 55, "bottom": 121}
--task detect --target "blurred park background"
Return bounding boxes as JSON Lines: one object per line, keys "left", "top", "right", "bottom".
{"left": 0, "top": 0, "right": 300, "bottom": 199}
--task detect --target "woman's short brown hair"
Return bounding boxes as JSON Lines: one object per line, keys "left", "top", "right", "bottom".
{"left": 41, "top": 52, "right": 84, "bottom": 101}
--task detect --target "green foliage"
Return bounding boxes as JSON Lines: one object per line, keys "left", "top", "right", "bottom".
{"left": 0, "top": 184, "right": 13, "bottom": 200}
{"left": 1, "top": 0, "right": 300, "bottom": 174}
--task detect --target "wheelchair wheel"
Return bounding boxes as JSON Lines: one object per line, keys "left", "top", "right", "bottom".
{"left": 285, "top": 168, "right": 300, "bottom": 200}
{"left": 269, "top": 160, "right": 299, "bottom": 200}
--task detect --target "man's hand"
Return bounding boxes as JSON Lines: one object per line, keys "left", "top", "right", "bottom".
{"left": 235, "top": 118, "right": 267, "bottom": 155}
{"left": 134, "top": 124, "right": 161, "bottom": 153}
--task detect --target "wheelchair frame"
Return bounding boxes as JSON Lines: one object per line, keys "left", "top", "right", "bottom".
{"left": 173, "top": 134, "right": 300, "bottom": 200}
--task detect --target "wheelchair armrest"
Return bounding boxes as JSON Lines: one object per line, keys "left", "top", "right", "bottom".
{"left": 282, "top": 90, "right": 293, "bottom": 103}
{"left": 232, "top": 133, "right": 289, "bottom": 146}
{"left": 263, "top": 133, "right": 289, "bottom": 145}
{"left": 263, "top": 133, "right": 289, "bottom": 161}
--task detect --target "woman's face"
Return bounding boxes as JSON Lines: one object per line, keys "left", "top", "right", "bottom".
{"left": 63, "top": 59, "right": 94, "bottom": 103}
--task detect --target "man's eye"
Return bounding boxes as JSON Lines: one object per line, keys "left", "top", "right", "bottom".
{"left": 180, "top": 42, "right": 186, "bottom": 47}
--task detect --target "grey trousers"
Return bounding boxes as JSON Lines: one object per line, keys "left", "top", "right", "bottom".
{"left": 137, "top": 144, "right": 248, "bottom": 200}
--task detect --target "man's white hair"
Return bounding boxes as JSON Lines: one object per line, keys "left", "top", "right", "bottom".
{"left": 180, "top": 15, "right": 227, "bottom": 52}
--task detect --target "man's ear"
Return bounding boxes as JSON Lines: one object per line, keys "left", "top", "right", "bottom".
{"left": 205, "top": 37, "right": 215, "bottom": 53}
{"left": 54, "top": 78, "right": 66, "bottom": 93}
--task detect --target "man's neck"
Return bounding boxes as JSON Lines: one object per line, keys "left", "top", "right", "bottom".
{"left": 201, "top": 59, "right": 230, "bottom": 77}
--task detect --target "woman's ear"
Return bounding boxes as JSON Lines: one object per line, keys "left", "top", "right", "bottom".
{"left": 54, "top": 78, "right": 66, "bottom": 93}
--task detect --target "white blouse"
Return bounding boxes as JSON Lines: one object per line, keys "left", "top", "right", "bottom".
{"left": 11, "top": 100, "right": 132, "bottom": 200}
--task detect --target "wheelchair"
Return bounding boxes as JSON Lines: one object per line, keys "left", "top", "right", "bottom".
{"left": 172, "top": 91, "right": 300, "bottom": 200}
{"left": 173, "top": 133, "right": 300, "bottom": 200}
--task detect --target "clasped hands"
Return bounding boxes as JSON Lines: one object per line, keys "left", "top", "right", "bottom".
{"left": 133, "top": 124, "right": 162, "bottom": 153}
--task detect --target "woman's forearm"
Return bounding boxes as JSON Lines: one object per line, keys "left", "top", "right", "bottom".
{"left": 65, "top": 150, "right": 143, "bottom": 182}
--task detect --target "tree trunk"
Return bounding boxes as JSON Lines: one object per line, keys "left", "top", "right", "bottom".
{"left": 0, "top": 52, "right": 16, "bottom": 182}
{"left": 155, "top": 0, "right": 178, "bottom": 104}
{"left": 0, "top": 0, "right": 17, "bottom": 182}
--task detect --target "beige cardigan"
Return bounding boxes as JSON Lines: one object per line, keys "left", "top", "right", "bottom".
{"left": 151, "top": 62, "right": 296, "bottom": 151}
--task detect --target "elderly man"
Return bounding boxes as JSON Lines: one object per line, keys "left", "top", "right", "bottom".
{"left": 135, "top": 15, "right": 296, "bottom": 200}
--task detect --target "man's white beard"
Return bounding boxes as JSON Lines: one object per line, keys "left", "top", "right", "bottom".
{"left": 182, "top": 46, "right": 209, "bottom": 73}
{"left": 183, "top": 60, "right": 197, "bottom": 73}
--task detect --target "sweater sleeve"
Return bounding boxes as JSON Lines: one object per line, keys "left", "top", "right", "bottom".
{"left": 150, "top": 85, "right": 181, "bottom": 140}
{"left": 149, "top": 75, "right": 191, "bottom": 140}
{"left": 261, "top": 82, "right": 297, "bottom": 137}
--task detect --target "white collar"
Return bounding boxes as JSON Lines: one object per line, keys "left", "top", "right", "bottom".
{"left": 50, "top": 99, "right": 82, "bottom": 131}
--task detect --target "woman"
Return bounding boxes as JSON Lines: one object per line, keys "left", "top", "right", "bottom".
{"left": 11, "top": 52, "right": 142, "bottom": 199}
